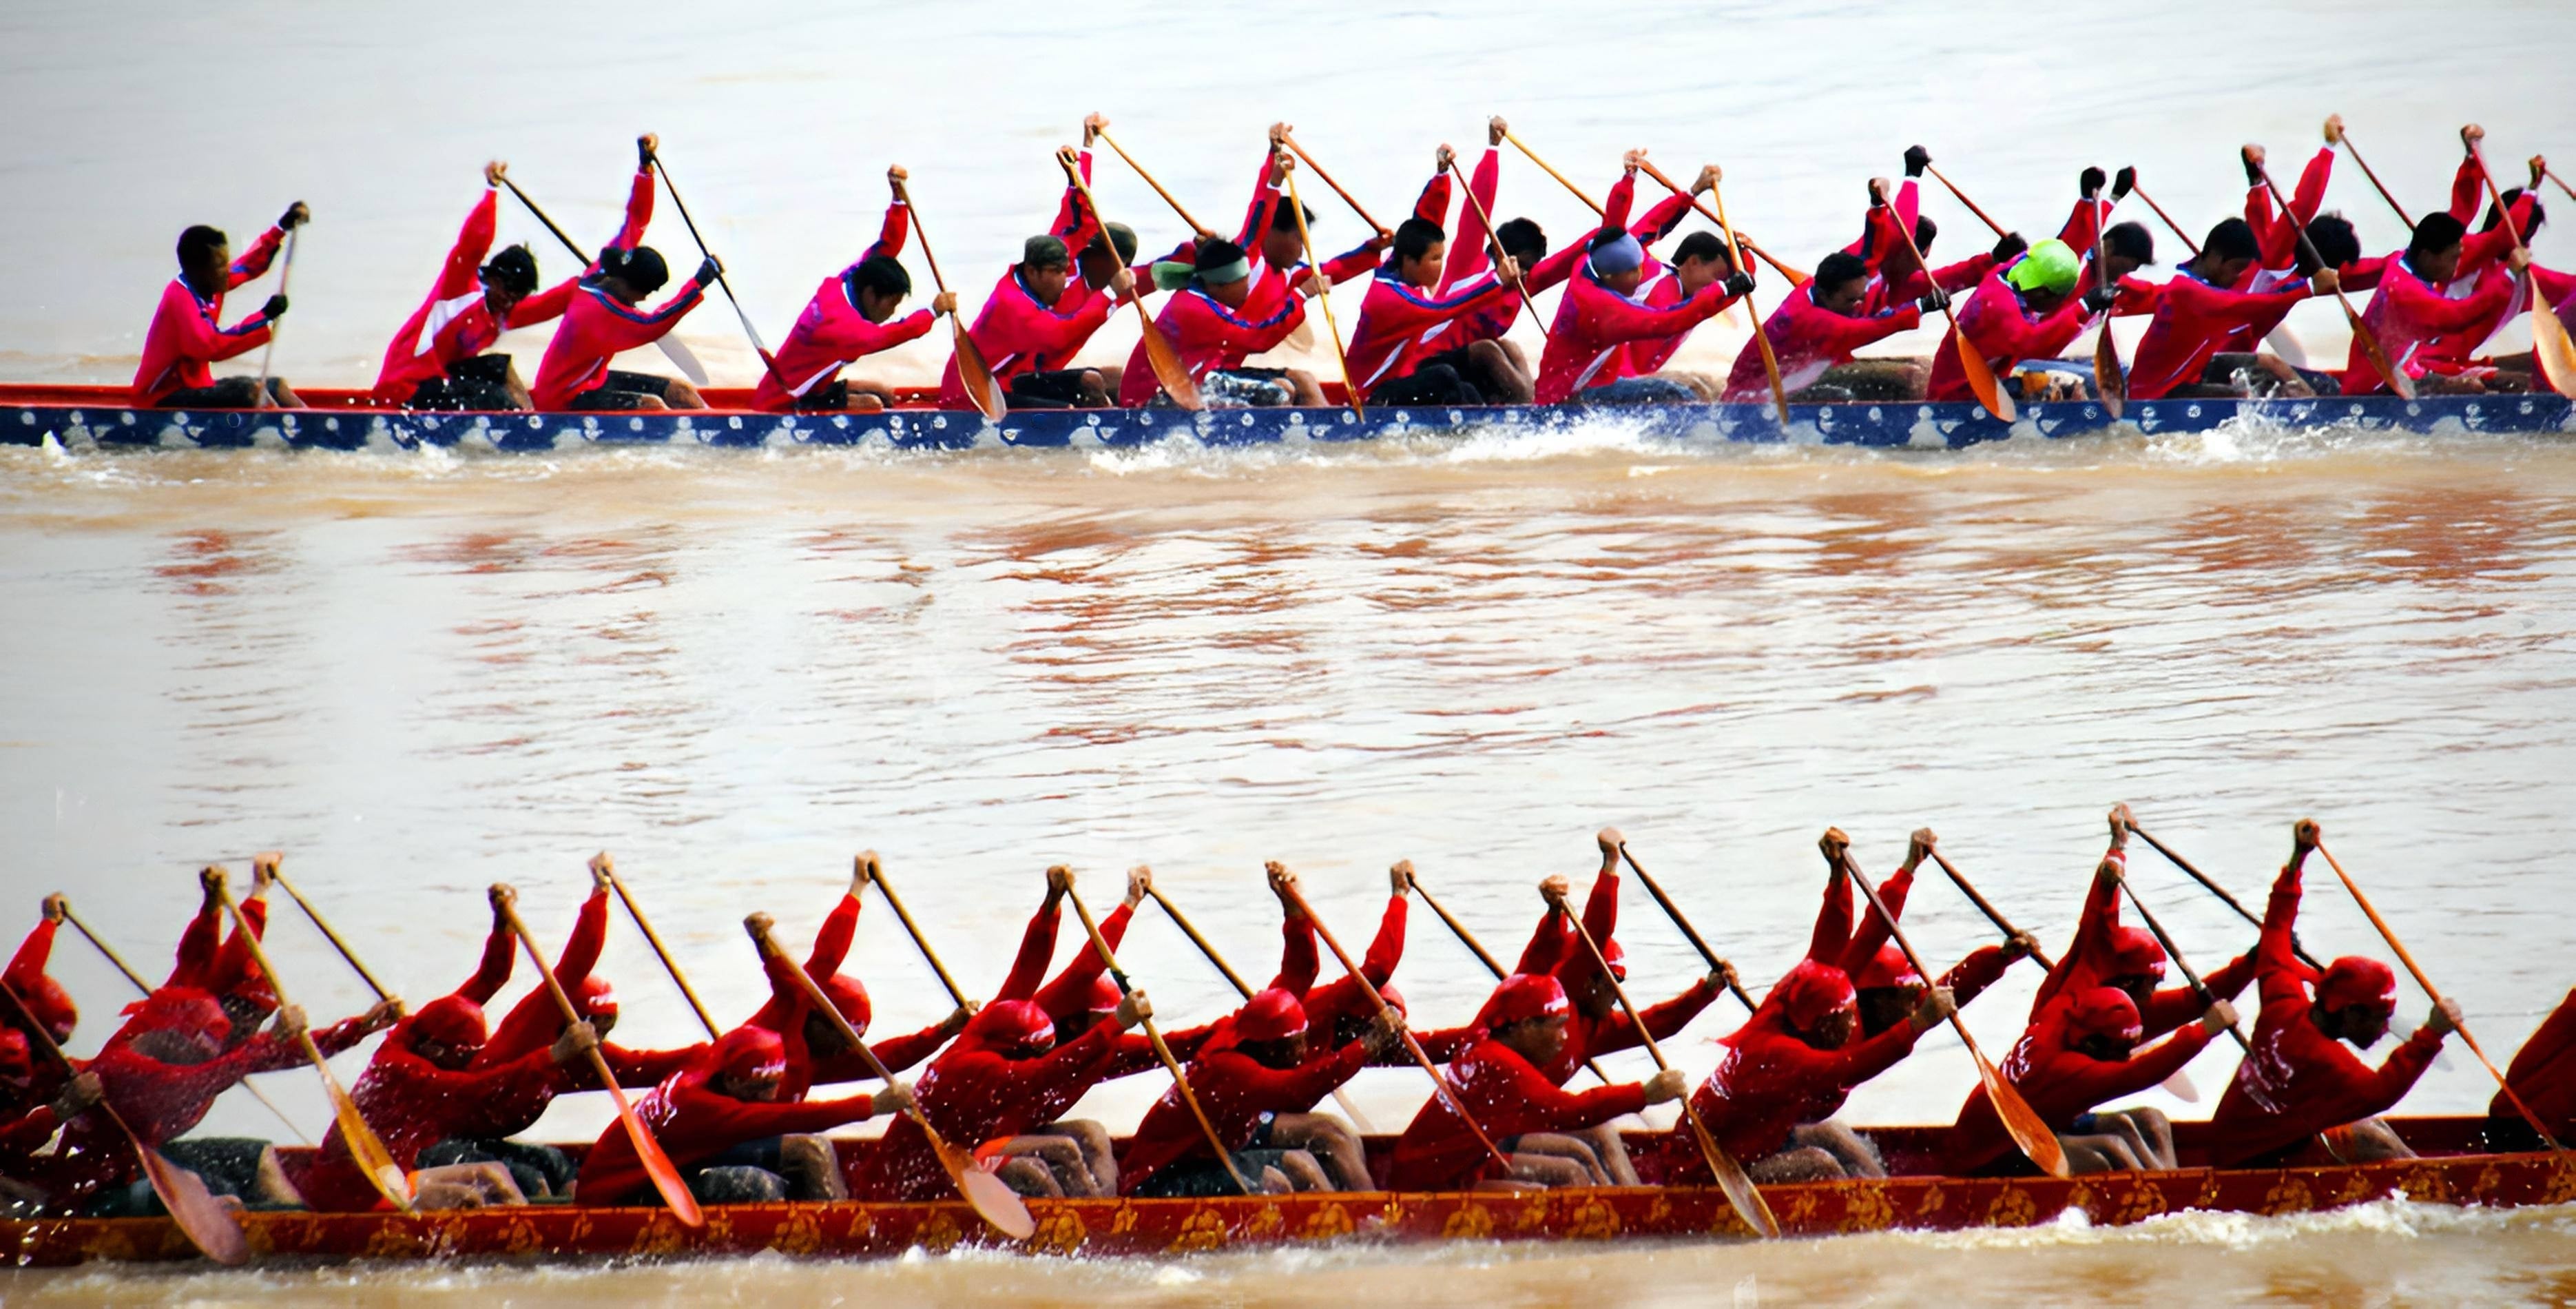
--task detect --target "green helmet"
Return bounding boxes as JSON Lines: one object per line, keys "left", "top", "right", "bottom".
{"left": 2003, "top": 238, "right": 2082, "bottom": 296}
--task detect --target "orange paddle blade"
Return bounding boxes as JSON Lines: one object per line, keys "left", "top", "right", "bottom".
{"left": 1953, "top": 322, "right": 2017, "bottom": 422}
{"left": 2093, "top": 323, "right": 2126, "bottom": 420}
{"left": 138, "top": 1142, "right": 250, "bottom": 1264}
{"left": 304, "top": 1037, "right": 413, "bottom": 1213}
{"left": 605, "top": 1080, "right": 703, "bottom": 1228}
{"left": 933, "top": 1128, "right": 1036, "bottom": 1239}
{"left": 2529, "top": 286, "right": 2576, "bottom": 398}
{"left": 1683, "top": 1102, "right": 1780, "bottom": 1237}
{"left": 949, "top": 319, "right": 1008, "bottom": 420}
{"left": 1136, "top": 311, "right": 1203, "bottom": 411}
{"left": 1974, "top": 1045, "right": 2070, "bottom": 1177}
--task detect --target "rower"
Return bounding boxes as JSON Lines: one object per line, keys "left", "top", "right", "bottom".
{"left": 2126, "top": 218, "right": 2335, "bottom": 400}
{"left": 2417, "top": 127, "right": 2551, "bottom": 386}
{"left": 1118, "top": 986, "right": 1403, "bottom": 1196}
{"left": 1386, "top": 972, "right": 1685, "bottom": 1191}
{"left": 1944, "top": 986, "right": 2234, "bottom": 1175}
{"left": 576, "top": 1024, "right": 913, "bottom": 1207}
{"left": 1925, "top": 236, "right": 2117, "bottom": 404}
{"left": 529, "top": 136, "right": 716, "bottom": 412}
{"left": 742, "top": 860, "right": 973, "bottom": 1100}
{"left": 752, "top": 166, "right": 951, "bottom": 413}
{"left": 1531, "top": 220, "right": 1749, "bottom": 405}
{"left": 130, "top": 203, "right": 304, "bottom": 410}
{"left": 1117, "top": 232, "right": 1314, "bottom": 408}
{"left": 2335, "top": 212, "right": 2528, "bottom": 396}
{"left": 2208, "top": 820, "right": 2460, "bottom": 1167}
{"left": 2491, "top": 983, "right": 2576, "bottom": 1151}
{"left": 373, "top": 157, "right": 645, "bottom": 411}
{"left": 2033, "top": 807, "right": 2258, "bottom": 1034}
{"left": 0, "top": 1033, "right": 98, "bottom": 1175}
{"left": 940, "top": 228, "right": 1134, "bottom": 411}
{"left": 468, "top": 864, "right": 703, "bottom": 1108}
{"left": 1725, "top": 252, "right": 1951, "bottom": 402}
{"left": 1341, "top": 143, "right": 1527, "bottom": 405}
{"left": 6, "top": 896, "right": 79, "bottom": 1051}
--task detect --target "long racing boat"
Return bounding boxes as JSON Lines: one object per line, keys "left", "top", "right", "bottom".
{"left": 8, "top": 1116, "right": 2568, "bottom": 1266}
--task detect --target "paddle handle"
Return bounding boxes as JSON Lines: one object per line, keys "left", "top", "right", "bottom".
{"left": 864, "top": 858, "right": 970, "bottom": 1009}
{"left": 1094, "top": 130, "right": 1212, "bottom": 238}
{"left": 1924, "top": 165, "right": 2006, "bottom": 238}
{"left": 1282, "top": 137, "right": 1388, "bottom": 236}
{"left": 601, "top": 865, "right": 720, "bottom": 1040}
{"left": 1145, "top": 887, "right": 1254, "bottom": 999}
{"left": 1705, "top": 174, "right": 1792, "bottom": 424}
{"left": 251, "top": 227, "right": 297, "bottom": 411}
{"left": 1281, "top": 161, "right": 1364, "bottom": 417}
{"left": 61, "top": 903, "right": 149, "bottom": 991}
{"left": 1924, "top": 849, "right": 2057, "bottom": 973}
{"left": 2128, "top": 185, "right": 2203, "bottom": 259}
{"left": 2314, "top": 845, "right": 2564, "bottom": 1152}
{"left": 272, "top": 869, "right": 392, "bottom": 1002}
{"left": 1446, "top": 161, "right": 1549, "bottom": 341}
{"left": 2128, "top": 822, "right": 2323, "bottom": 971}
{"left": 1277, "top": 876, "right": 1515, "bottom": 1174}
{"left": 1063, "top": 883, "right": 1258, "bottom": 1195}
{"left": 2336, "top": 130, "right": 2417, "bottom": 229}
{"left": 1613, "top": 846, "right": 1758, "bottom": 1011}
{"left": 1502, "top": 131, "right": 1605, "bottom": 216}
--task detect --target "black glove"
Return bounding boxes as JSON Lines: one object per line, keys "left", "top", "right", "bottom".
{"left": 261, "top": 294, "right": 289, "bottom": 320}
{"left": 1904, "top": 145, "right": 1931, "bottom": 178}
{"left": 1915, "top": 287, "right": 1951, "bottom": 314}
{"left": 278, "top": 202, "right": 309, "bottom": 231}
{"left": 693, "top": 256, "right": 723, "bottom": 287}
{"left": 2082, "top": 285, "right": 2119, "bottom": 313}
{"left": 1991, "top": 231, "right": 2028, "bottom": 264}
{"left": 2079, "top": 166, "right": 2107, "bottom": 200}
{"left": 638, "top": 138, "right": 656, "bottom": 172}
{"left": 2112, "top": 166, "right": 2137, "bottom": 200}
{"left": 1722, "top": 271, "right": 1755, "bottom": 298}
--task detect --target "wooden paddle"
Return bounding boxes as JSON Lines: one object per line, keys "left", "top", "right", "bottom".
{"left": 1607, "top": 836, "right": 1758, "bottom": 1012}
{"left": 855, "top": 852, "right": 970, "bottom": 1009}
{"left": 497, "top": 165, "right": 707, "bottom": 385}
{"left": 1832, "top": 835, "right": 2067, "bottom": 1177}
{"left": 744, "top": 914, "right": 1036, "bottom": 1236}
{"left": 1273, "top": 867, "right": 1516, "bottom": 1177}
{"left": 1279, "top": 154, "right": 1364, "bottom": 417}
{"left": 2126, "top": 819, "right": 2325, "bottom": 972}
{"left": 2130, "top": 184, "right": 2203, "bottom": 260}
{"left": 2312, "top": 836, "right": 2564, "bottom": 1153}
{"left": 1061, "top": 877, "right": 1257, "bottom": 1195}
{"left": 891, "top": 174, "right": 1008, "bottom": 420}
{"left": 1407, "top": 861, "right": 1634, "bottom": 1089}
{"left": 1145, "top": 867, "right": 1378, "bottom": 1130}
{"left": 258, "top": 853, "right": 395, "bottom": 1006}
{"left": 2323, "top": 117, "right": 2416, "bottom": 228}
{"left": 1093, "top": 129, "right": 1215, "bottom": 240}
{"left": 1549, "top": 885, "right": 1779, "bottom": 1238}
{"left": 1702, "top": 167, "right": 1793, "bottom": 424}
{"left": 590, "top": 853, "right": 720, "bottom": 1040}
{"left": 1445, "top": 156, "right": 1548, "bottom": 341}
{"left": 1281, "top": 135, "right": 1391, "bottom": 240}
{"left": 2546, "top": 163, "right": 2576, "bottom": 205}
{"left": 1060, "top": 159, "right": 1202, "bottom": 411}
{"left": 208, "top": 867, "right": 413, "bottom": 1211}
{"left": 2463, "top": 141, "right": 2576, "bottom": 398}
{"left": 1877, "top": 180, "right": 2014, "bottom": 422}
{"left": 496, "top": 887, "right": 702, "bottom": 1225}
{"left": 2254, "top": 161, "right": 2413, "bottom": 400}
{"left": 2109, "top": 873, "right": 2252, "bottom": 1055}
{"left": 1632, "top": 161, "right": 1810, "bottom": 289}
{"left": 251, "top": 221, "right": 300, "bottom": 412}
{"left": 645, "top": 145, "right": 790, "bottom": 391}
{"left": 2087, "top": 195, "right": 2128, "bottom": 420}
{"left": 0, "top": 979, "right": 248, "bottom": 1264}
{"left": 1923, "top": 165, "right": 2008, "bottom": 239}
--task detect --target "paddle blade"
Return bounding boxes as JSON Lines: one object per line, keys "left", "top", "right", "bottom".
{"left": 313, "top": 1055, "right": 413, "bottom": 1213}
{"left": 614, "top": 1093, "right": 705, "bottom": 1228}
{"left": 2531, "top": 291, "right": 2576, "bottom": 398}
{"left": 1975, "top": 1047, "right": 2069, "bottom": 1178}
{"left": 1953, "top": 324, "right": 2016, "bottom": 422}
{"left": 2092, "top": 324, "right": 2126, "bottom": 420}
{"left": 2343, "top": 304, "right": 2416, "bottom": 400}
{"left": 1684, "top": 1106, "right": 1780, "bottom": 1238}
{"left": 932, "top": 1128, "right": 1035, "bottom": 1239}
{"left": 1137, "top": 312, "right": 1203, "bottom": 411}
{"left": 2160, "top": 1066, "right": 2200, "bottom": 1104}
{"left": 138, "top": 1144, "right": 250, "bottom": 1265}
{"left": 655, "top": 335, "right": 710, "bottom": 386}
{"left": 949, "top": 319, "right": 1008, "bottom": 420}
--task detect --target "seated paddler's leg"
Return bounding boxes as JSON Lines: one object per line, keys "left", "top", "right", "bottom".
{"left": 2093, "top": 1108, "right": 2176, "bottom": 1170}
{"left": 1791, "top": 1120, "right": 1886, "bottom": 1179}
{"left": 2334, "top": 1117, "right": 2418, "bottom": 1162}
{"left": 488, "top": 1140, "right": 578, "bottom": 1197}
{"left": 1466, "top": 339, "right": 1534, "bottom": 404}
{"left": 1269, "top": 1112, "right": 1369, "bottom": 1191}
{"left": 419, "top": 1137, "right": 548, "bottom": 1199}
{"left": 994, "top": 1133, "right": 1096, "bottom": 1196}
{"left": 1509, "top": 1132, "right": 1609, "bottom": 1186}
{"left": 411, "top": 1162, "right": 529, "bottom": 1210}
{"left": 163, "top": 1137, "right": 299, "bottom": 1206}
{"left": 1745, "top": 1146, "right": 1847, "bottom": 1184}
{"left": 778, "top": 1133, "right": 849, "bottom": 1201}
{"left": 689, "top": 1165, "right": 789, "bottom": 1205}
{"left": 2057, "top": 1132, "right": 2144, "bottom": 1175}
{"left": 995, "top": 1156, "right": 1063, "bottom": 1198}
{"left": 1042, "top": 1118, "right": 1119, "bottom": 1195}
{"left": 1569, "top": 1122, "right": 1641, "bottom": 1186}
{"left": 1502, "top": 1152, "right": 1594, "bottom": 1189}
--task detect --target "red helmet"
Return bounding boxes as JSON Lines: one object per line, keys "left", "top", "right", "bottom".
{"left": 2064, "top": 987, "right": 2143, "bottom": 1047}
{"left": 2317, "top": 956, "right": 2397, "bottom": 1013}
{"left": 13, "top": 976, "right": 76, "bottom": 1047}
{"left": 817, "top": 973, "right": 872, "bottom": 1035}
{"left": 966, "top": 1000, "right": 1058, "bottom": 1054}
{"left": 408, "top": 995, "right": 488, "bottom": 1052}
{"left": 1234, "top": 988, "right": 1309, "bottom": 1044}
{"left": 1599, "top": 937, "right": 1628, "bottom": 982}
{"left": 0, "top": 1028, "right": 30, "bottom": 1081}
{"left": 1477, "top": 973, "right": 1571, "bottom": 1031}
{"left": 2104, "top": 927, "right": 2169, "bottom": 980}
{"left": 1085, "top": 975, "right": 1123, "bottom": 1015}
{"left": 1852, "top": 942, "right": 1921, "bottom": 992}
{"left": 1775, "top": 960, "right": 1858, "bottom": 1033}
{"left": 571, "top": 976, "right": 619, "bottom": 1024}
{"left": 1375, "top": 982, "right": 1407, "bottom": 1016}
{"left": 711, "top": 1026, "right": 787, "bottom": 1082}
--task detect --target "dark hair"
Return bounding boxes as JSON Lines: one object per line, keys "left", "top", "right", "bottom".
{"left": 2306, "top": 213, "right": 2360, "bottom": 271}
{"left": 1194, "top": 238, "right": 1249, "bottom": 276}
{"left": 2409, "top": 211, "right": 2468, "bottom": 259}
{"left": 1391, "top": 217, "right": 1446, "bottom": 264}
{"left": 1269, "top": 200, "right": 1318, "bottom": 234}
{"left": 1914, "top": 214, "right": 1938, "bottom": 254}
{"left": 1816, "top": 250, "right": 1869, "bottom": 291}
{"left": 177, "top": 225, "right": 228, "bottom": 266}
{"left": 2104, "top": 220, "right": 2154, "bottom": 266}
{"left": 482, "top": 243, "right": 540, "bottom": 296}
{"left": 1495, "top": 217, "right": 1547, "bottom": 264}
{"left": 603, "top": 245, "right": 670, "bottom": 293}
{"left": 1083, "top": 223, "right": 1139, "bottom": 266}
{"left": 2204, "top": 217, "right": 2260, "bottom": 263}
{"left": 2482, "top": 188, "right": 2546, "bottom": 235}
{"left": 1672, "top": 231, "right": 1730, "bottom": 267}
{"left": 1586, "top": 225, "right": 1632, "bottom": 253}
{"left": 851, "top": 254, "right": 911, "bottom": 299}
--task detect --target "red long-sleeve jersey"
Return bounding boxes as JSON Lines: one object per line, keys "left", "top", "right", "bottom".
{"left": 476, "top": 890, "right": 607, "bottom": 1069}
{"left": 2208, "top": 858, "right": 2445, "bottom": 1166}
{"left": 1926, "top": 264, "right": 2092, "bottom": 402}
{"left": 753, "top": 200, "right": 935, "bottom": 409}
{"left": 2338, "top": 251, "right": 2516, "bottom": 394}
{"left": 302, "top": 1029, "right": 563, "bottom": 1210}
{"left": 529, "top": 276, "right": 707, "bottom": 410}
{"left": 1115, "top": 285, "right": 1307, "bottom": 404}
{"left": 937, "top": 267, "right": 1113, "bottom": 407}
{"left": 2246, "top": 147, "right": 2336, "bottom": 269}
{"left": 851, "top": 1020, "right": 1126, "bottom": 1202}
{"left": 575, "top": 1044, "right": 884, "bottom": 1206}
{"left": 1421, "top": 157, "right": 1632, "bottom": 355}
{"left": 6, "top": 918, "right": 76, "bottom": 1044}
{"left": 2497, "top": 986, "right": 2576, "bottom": 1143}
{"left": 1292, "top": 896, "right": 1409, "bottom": 1040}
{"left": 1386, "top": 1035, "right": 1648, "bottom": 1191}
{"left": 1344, "top": 267, "right": 1515, "bottom": 398}
{"left": 130, "top": 225, "right": 285, "bottom": 405}
{"left": 1656, "top": 1007, "right": 1920, "bottom": 1175}
{"left": 2030, "top": 849, "right": 2258, "bottom": 1038}
{"left": 1533, "top": 268, "right": 1738, "bottom": 403}
{"left": 1118, "top": 1037, "right": 1372, "bottom": 1193}
{"left": 1942, "top": 1010, "right": 2215, "bottom": 1173}
{"left": 2128, "top": 265, "right": 2315, "bottom": 399}
{"left": 1725, "top": 286, "right": 1927, "bottom": 402}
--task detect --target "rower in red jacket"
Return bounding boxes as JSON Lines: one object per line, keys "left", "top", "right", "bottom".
{"left": 939, "top": 228, "right": 1134, "bottom": 411}
{"left": 2127, "top": 219, "right": 2332, "bottom": 400}
{"left": 1849, "top": 149, "right": 2013, "bottom": 312}
{"left": 1945, "top": 986, "right": 2233, "bottom": 1176}
{"left": 577, "top": 1024, "right": 911, "bottom": 1207}
{"left": 2337, "top": 212, "right": 2528, "bottom": 395}
{"left": 741, "top": 861, "right": 971, "bottom": 1100}
{"left": 1725, "top": 251, "right": 1945, "bottom": 402}
{"left": 2492, "top": 985, "right": 2576, "bottom": 1150}
{"left": 374, "top": 159, "right": 646, "bottom": 410}
{"left": 529, "top": 136, "right": 714, "bottom": 413}
{"left": 2416, "top": 143, "right": 2549, "bottom": 380}
{"left": 6, "top": 897, "right": 79, "bottom": 1049}
{"left": 1533, "top": 225, "right": 1749, "bottom": 404}
{"left": 2230, "top": 141, "right": 2383, "bottom": 360}
{"left": 851, "top": 989, "right": 1150, "bottom": 1202}
{"left": 130, "top": 203, "right": 304, "bottom": 409}
{"left": 1616, "top": 164, "right": 1748, "bottom": 395}
{"left": 1342, "top": 144, "right": 1526, "bottom": 406}
{"left": 1119, "top": 987, "right": 1403, "bottom": 1196}
{"left": 1118, "top": 234, "right": 1311, "bottom": 407}
{"left": 470, "top": 864, "right": 701, "bottom": 1093}
{"left": 2208, "top": 820, "right": 2458, "bottom": 1167}
{"left": 2031, "top": 807, "right": 2258, "bottom": 1038}
{"left": 754, "top": 167, "right": 949, "bottom": 413}
{"left": 1387, "top": 972, "right": 1685, "bottom": 1191}
{"left": 1927, "top": 238, "right": 2113, "bottom": 404}
{"left": 0, "top": 1033, "right": 97, "bottom": 1175}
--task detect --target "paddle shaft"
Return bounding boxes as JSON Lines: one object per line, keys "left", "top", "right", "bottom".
{"left": 2314, "top": 843, "right": 2563, "bottom": 1152}
{"left": 1063, "top": 883, "right": 1258, "bottom": 1195}
{"left": 2256, "top": 163, "right": 2411, "bottom": 398}
{"left": 2548, "top": 166, "right": 2576, "bottom": 206}
{"left": 2128, "top": 823, "right": 2323, "bottom": 970}
{"left": 1409, "top": 874, "right": 1619, "bottom": 1084}
{"left": 864, "top": 860, "right": 970, "bottom": 1009}
{"left": 1923, "top": 165, "right": 2007, "bottom": 238}
{"left": 1446, "top": 161, "right": 1549, "bottom": 340}
{"left": 2110, "top": 877, "right": 2252, "bottom": 1053}
{"left": 1281, "top": 162, "right": 1364, "bottom": 415}
{"left": 251, "top": 228, "right": 298, "bottom": 410}
{"left": 2335, "top": 130, "right": 2416, "bottom": 228}
{"left": 270, "top": 868, "right": 391, "bottom": 1002}
{"left": 1278, "top": 880, "right": 1515, "bottom": 1173}
{"left": 61, "top": 900, "right": 309, "bottom": 1143}
{"left": 1613, "top": 846, "right": 1759, "bottom": 1011}
{"left": 1880, "top": 183, "right": 2011, "bottom": 421}
{"left": 1094, "top": 131, "right": 1214, "bottom": 238}
{"left": 601, "top": 867, "right": 720, "bottom": 1039}
{"left": 500, "top": 177, "right": 595, "bottom": 260}
{"left": 1634, "top": 161, "right": 1807, "bottom": 287}
{"left": 1282, "top": 137, "right": 1389, "bottom": 236}
{"left": 1144, "top": 888, "right": 1253, "bottom": 998}
{"left": 1923, "top": 850, "right": 2057, "bottom": 973}
{"left": 1061, "top": 165, "right": 1201, "bottom": 409}
{"left": 2129, "top": 185, "right": 2203, "bottom": 259}
{"left": 646, "top": 150, "right": 789, "bottom": 387}
{"left": 1552, "top": 894, "right": 1779, "bottom": 1238}
{"left": 890, "top": 182, "right": 1004, "bottom": 420}
{"left": 1705, "top": 174, "right": 1792, "bottom": 424}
